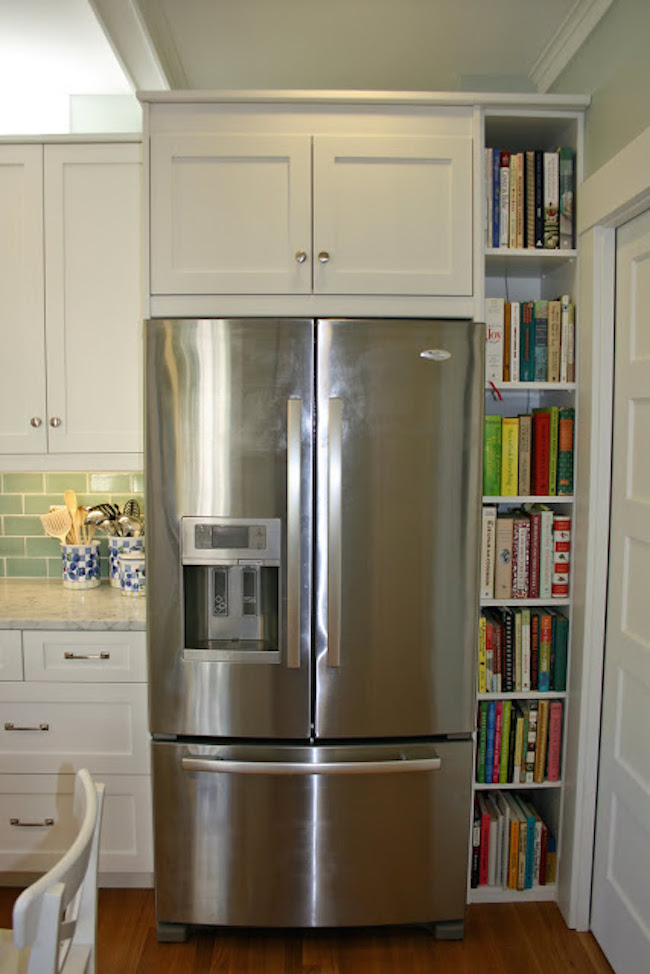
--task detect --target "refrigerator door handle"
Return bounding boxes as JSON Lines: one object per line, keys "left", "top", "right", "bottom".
{"left": 328, "top": 398, "right": 343, "bottom": 668}
{"left": 181, "top": 755, "right": 442, "bottom": 776}
{"left": 286, "top": 398, "right": 302, "bottom": 669}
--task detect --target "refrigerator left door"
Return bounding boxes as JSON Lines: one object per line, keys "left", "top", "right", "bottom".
{"left": 145, "top": 318, "right": 314, "bottom": 738}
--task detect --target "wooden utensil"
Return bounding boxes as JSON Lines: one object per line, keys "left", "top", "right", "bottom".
{"left": 64, "top": 489, "right": 79, "bottom": 544}
{"left": 40, "top": 509, "right": 73, "bottom": 544}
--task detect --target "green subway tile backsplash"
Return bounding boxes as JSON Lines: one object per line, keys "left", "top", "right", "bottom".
{"left": 0, "top": 472, "right": 144, "bottom": 578}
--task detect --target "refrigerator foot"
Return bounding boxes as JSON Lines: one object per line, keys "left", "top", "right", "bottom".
{"left": 428, "top": 919, "right": 465, "bottom": 941}
{"left": 157, "top": 921, "right": 190, "bottom": 943}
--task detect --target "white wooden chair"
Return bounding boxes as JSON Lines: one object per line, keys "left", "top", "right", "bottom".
{"left": 0, "top": 769, "right": 105, "bottom": 974}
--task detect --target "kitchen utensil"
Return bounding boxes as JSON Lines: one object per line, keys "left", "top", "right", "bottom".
{"left": 123, "top": 499, "right": 141, "bottom": 519}
{"left": 40, "top": 509, "right": 73, "bottom": 544}
{"left": 117, "top": 514, "right": 143, "bottom": 537}
{"left": 99, "top": 518, "right": 116, "bottom": 536}
{"left": 64, "top": 489, "right": 79, "bottom": 544}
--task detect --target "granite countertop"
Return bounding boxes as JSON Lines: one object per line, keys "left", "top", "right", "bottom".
{"left": 0, "top": 579, "right": 146, "bottom": 631}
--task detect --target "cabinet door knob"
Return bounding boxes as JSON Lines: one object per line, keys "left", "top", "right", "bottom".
{"left": 49, "top": 417, "right": 62, "bottom": 428}
{"left": 295, "top": 250, "right": 308, "bottom": 264}
{"left": 318, "top": 251, "right": 330, "bottom": 264}
{"left": 30, "top": 417, "right": 43, "bottom": 428}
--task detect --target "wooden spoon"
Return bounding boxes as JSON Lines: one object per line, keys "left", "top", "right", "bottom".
{"left": 40, "top": 509, "right": 73, "bottom": 544}
{"left": 64, "top": 489, "right": 79, "bottom": 544}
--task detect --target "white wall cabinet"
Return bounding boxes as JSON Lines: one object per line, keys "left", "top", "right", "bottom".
{"left": 0, "top": 142, "right": 142, "bottom": 457}
{"left": 149, "top": 131, "right": 472, "bottom": 298}
{"left": 0, "top": 629, "right": 152, "bottom": 885}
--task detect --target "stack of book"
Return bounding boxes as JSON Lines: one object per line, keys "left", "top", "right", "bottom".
{"left": 475, "top": 698, "right": 563, "bottom": 786}
{"left": 485, "top": 296, "right": 575, "bottom": 384}
{"left": 483, "top": 407, "right": 575, "bottom": 496}
{"left": 471, "top": 790, "right": 557, "bottom": 889}
{"left": 485, "top": 146, "right": 574, "bottom": 251}
{"left": 480, "top": 506, "right": 572, "bottom": 600}
{"left": 478, "top": 607, "right": 569, "bottom": 693}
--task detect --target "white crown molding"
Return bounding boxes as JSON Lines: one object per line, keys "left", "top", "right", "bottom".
{"left": 530, "top": 0, "right": 613, "bottom": 93}
{"left": 88, "top": 0, "right": 170, "bottom": 91}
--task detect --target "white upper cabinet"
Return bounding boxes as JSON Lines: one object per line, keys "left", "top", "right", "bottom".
{"left": 0, "top": 142, "right": 142, "bottom": 457}
{"left": 149, "top": 130, "right": 472, "bottom": 298}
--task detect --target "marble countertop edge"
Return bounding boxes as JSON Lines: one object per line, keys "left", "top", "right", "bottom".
{"left": 0, "top": 579, "right": 146, "bottom": 630}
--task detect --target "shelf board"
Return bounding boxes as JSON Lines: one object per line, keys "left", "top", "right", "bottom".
{"left": 474, "top": 781, "right": 562, "bottom": 790}
{"left": 481, "top": 598, "right": 570, "bottom": 607}
{"left": 477, "top": 691, "right": 567, "bottom": 700}
{"left": 486, "top": 248, "right": 577, "bottom": 277}
{"left": 485, "top": 382, "right": 576, "bottom": 391}
{"left": 467, "top": 884, "right": 557, "bottom": 904}
{"left": 483, "top": 495, "right": 574, "bottom": 503}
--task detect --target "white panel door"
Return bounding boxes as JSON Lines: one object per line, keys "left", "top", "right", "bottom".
{"left": 591, "top": 208, "right": 650, "bottom": 973}
{"left": 312, "top": 135, "right": 472, "bottom": 296}
{"left": 44, "top": 144, "right": 143, "bottom": 453}
{"left": 0, "top": 145, "right": 47, "bottom": 453}
{"left": 150, "top": 134, "right": 312, "bottom": 294}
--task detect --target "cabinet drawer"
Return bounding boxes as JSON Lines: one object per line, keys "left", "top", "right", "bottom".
{"left": 0, "top": 683, "right": 150, "bottom": 774}
{"left": 0, "top": 631, "right": 22, "bottom": 681}
{"left": 0, "top": 773, "right": 152, "bottom": 877}
{"left": 22, "top": 630, "right": 146, "bottom": 682}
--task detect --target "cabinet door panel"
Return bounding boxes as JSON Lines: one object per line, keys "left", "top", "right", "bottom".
{"left": 0, "top": 631, "right": 23, "bottom": 681}
{"left": 44, "top": 144, "right": 142, "bottom": 453}
{"left": 150, "top": 134, "right": 312, "bottom": 294}
{"left": 313, "top": 135, "right": 472, "bottom": 296}
{"left": 0, "top": 145, "right": 47, "bottom": 452}
{"left": 22, "top": 630, "right": 146, "bottom": 682}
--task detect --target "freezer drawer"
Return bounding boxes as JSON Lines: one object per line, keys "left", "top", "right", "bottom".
{"left": 152, "top": 739, "right": 472, "bottom": 929}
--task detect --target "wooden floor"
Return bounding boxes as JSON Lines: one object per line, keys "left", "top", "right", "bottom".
{"left": 0, "top": 887, "right": 613, "bottom": 973}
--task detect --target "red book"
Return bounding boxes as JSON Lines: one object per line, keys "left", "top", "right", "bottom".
{"left": 532, "top": 411, "right": 551, "bottom": 495}
{"left": 539, "top": 820, "right": 549, "bottom": 885}
{"left": 493, "top": 701, "right": 503, "bottom": 783}
{"left": 528, "top": 510, "right": 541, "bottom": 598}
{"left": 511, "top": 512, "right": 530, "bottom": 598}
{"left": 552, "top": 515, "right": 571, "bottom": 598}
{"left": 547, "top": 701, "right": 563, "bottom": 781}
{"left": 478, "top": 794, "right": 491, "bottom": 885}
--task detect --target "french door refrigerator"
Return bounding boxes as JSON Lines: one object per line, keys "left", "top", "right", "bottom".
{"left": 145, "top": 317, "right": 484, "bottom": 941}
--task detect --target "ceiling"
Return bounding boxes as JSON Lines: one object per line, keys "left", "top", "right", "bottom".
{"left": 1, "top": 0, "right": 612, "bottom": 133}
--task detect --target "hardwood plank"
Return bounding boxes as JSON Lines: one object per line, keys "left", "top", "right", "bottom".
{"left": 0, "top": 888, "right": 613, "bottom": 973}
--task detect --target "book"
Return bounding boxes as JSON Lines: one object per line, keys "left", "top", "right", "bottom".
{"left": 530, "top": 803, "right": 549, "bottom": 886}
{"left": 480, "top": 505, "right": 497, "bottom": 599}
{"left": 558, "top": 147, "right": 575, "bottom": 250}
{"left": 485, "top": 794, "right": 502, "bottom": 886}
{"left": 485, "top": 699, "right": 497, "bottom": 784}
{"left": 485, "top": 613, "right": 496, "bottom": 692}
{"left": 489, "top": 612, "right": 503, "bottom": 692}
{"left": 503, "top": 302, "right": 511, "bottom": 381}
{"left": 559, "top": 294, "right": 573, "bottom": 383}
{"left": 528, "top": 503, "right": 554, "bottom": 598}
{"left": 518, "top": 413, "right": 532, "bottom": 496}
{"left": 485, "top": 148, "right": 494, "bottom": 249}
{"left": 513, "top": 703, "right": 526, "bottom": 782}
{"left": 538, "top": 609, "right": 553, "bottom": 691}
{"left": 528, "top": 507, "right": 541, "bottom": 598}
{"left": 534, "top": 406, "right": 559, "bottom": 496}
{"left": 532, "top": 410, "right": 550, "bottom": 495}
{"left": 534, "top": 698, "right": 550, "bottom": 782}
{"left": 520, "top": 301, "right": 535, "bottom": 381}
{"left": 543, "top": 150, "right": 560, "bottom": 249}
{"left": 478, "top": 613, "right": 487, "bottom": 693}
{"left": 502, "top": 792, "right": 523, "bottom": 889}
{"left": 525, "top": 151, "right": 536, "bottom": 249}
{"left": 477, "top": 701, "right": 488, "bottom": 783}
{"left": 533, "top": 150, "right": 544, "bottom": 248}
{"left": 494, "top": 790, "right": 515, "bottom": 888}
{"left": 491, "top": 148, "right": 501, "bottom": 247}
{"left": 547, "top": 700, "right": 563, "bottom": 781}
{"left": 499, "top": 606, "right": 515, "bottom": 693}
{"left": 552, "top": 514, "right": 571, "bottom": 599}
{"left": 514, "top": 795, "right": 536, "bottom": 889}
{"left": 524, "top": 700, "right": 538, "bottom": 783}
{"left": 521, "top": 607, "right": 531, "bottom": 692}
{"left": 514, "top": 152, "right": 525, "bottom": 248}
{"left": 547, "top": 299, "right": 562, "bottom": 382}
{"left": 471, "top": 798, "right": 481, "bottom": 887}
{"left": 551, "top": 610, "right": 569, "bottom": 691}
{"left": 546, "top": 832, "right": 557, "bottom": 884}
{"left": 492, "top": 700, "right": 503, "bottom": 785}
{"left": 511, "top": 511, "right": 530, "bottom": 599}
{"left": 483, "top": 415, "right": 503, "bottom": 495}
{"left": 509, "top": 154, "right": 518, "bottom": 250}
{"left": 499, "top": 700, "right": 512, "bottom": 784}
{"left": 506, "top": 701, "right": 517, "bottom": 782}
{"left": 530, "top": 611, "right": 539, "bottom": 692}
{"left": 477, "top": 792, "right": 491, "bottom": 885}
{"left": 557, "top": 407, "right": 575, "bottom": 495}
{"left": 533, "top": 300, "right": 549, "bottom": 382}
{"left": 485, "top": 297, "right": 505, "bottom": 382}
{"left": 514, "top": 608, "right": 522, "bottom": 691}
{"left": 499, "top": 151, "right": 511, "bottom": 247}
{"left": 494, "top": 515, "right": 514, "bottom": 599}
{"left": 500, "top": 417, "right": 519, "bottom": 495}
{"left": 510, "top": 300, "right": 521, "bottom": 381}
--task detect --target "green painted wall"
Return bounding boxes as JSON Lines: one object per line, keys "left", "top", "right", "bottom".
{"left": 550, "top": 0, "right": 650, "bottom": 178}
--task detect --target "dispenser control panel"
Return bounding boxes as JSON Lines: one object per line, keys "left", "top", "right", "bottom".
{"left": 181, "top": 517, "right": 281, "bottom": 565}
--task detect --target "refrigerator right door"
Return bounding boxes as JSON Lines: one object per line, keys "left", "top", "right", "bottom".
{"left": 315, "top": 319, "right": 484, "bottom": 738}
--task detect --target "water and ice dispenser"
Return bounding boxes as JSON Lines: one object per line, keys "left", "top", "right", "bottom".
{"left": 182, "top": 517, "right": 281, "bottom": 659}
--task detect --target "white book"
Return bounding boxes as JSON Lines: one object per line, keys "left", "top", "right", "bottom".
{"left": 485, "top": 794, "right": 502, "bottom": 887}
{"left": 480, "top": 505, "right": 497, "bottom": 599}
{"left": 521, "top": 607, "right": 531, "bottom": 692}
{"left": 485, "top": 297, "right": 505, "bottom": 382}
{"left": 510, "top": 300, "right": 520, "bottom": 382}
{"left": 494, "top": 790, "right": 512, "bottom": 889}
{"left": 538, "top": 507, "right": 554, "bottom": 600}
{"left": 543, "top": 150, "right": 560, "bottom": 249}
{"left": 499, "top": 156, "right": 510, "bottom": 248}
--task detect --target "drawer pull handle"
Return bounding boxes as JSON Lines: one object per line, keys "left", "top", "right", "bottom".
{"left": 4, "top": 722, "right": 49, "bottom": 732}
{"left": 64, "top": 651, "right": 110, "bottom": 660}
{"left": 10, "top": 817, "right": 54, "bottom": 828}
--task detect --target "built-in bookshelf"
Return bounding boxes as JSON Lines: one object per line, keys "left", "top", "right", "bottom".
{"left": 470, "top": 106, "right": 583, "bottom": 905}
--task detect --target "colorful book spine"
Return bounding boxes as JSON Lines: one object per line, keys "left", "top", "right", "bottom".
{"left": 483, "top": 415, "right": 502, "bottom": 495}
{"left": 501, "top": 607, "right": 515, "bottom": 693}
{"left": 528, "top": 509, "right": 541, "bottom": 598}
{"left": 525, "top": 151, "right": 536, "bottom": 249}
{"left": 533, "top": 301, "right": 548, "bottom": 382}
{"left": 510, "top": 301, "right": 521, "bottom": 381}
{"left": 511, "top": 512, "right": 530, "bottom": 599}
{"left": 518, "top": 413, "right": 532, "bottom": 496}
{"left": 480, "top": 504, "right": 497, "bottom": 599}
{"left": 539, "top": 405, "right": 560, "bottom": 496}
{"left": 478, "top": 614, "right": 487, "bottom": 693}
{"left": 534, "top": 150, "right": 544, "bottom": 248}
{"left": 471, "top": 798, "right": 481, "bottom": 887}
{"left": 485, "top": 148, "right": 494, "bottom": 249}
{"left": 547, "top": 299, "right": 562, "bottom": 382}
{"left": 552, "top": 514, "right": 571, "bottom": 599}
{"left": 485, "top": 298, "right": 505, "bottom": 382}
{"left": 524, "top": 701, "right": 538, "bottom": 783}
{"left": 530, "top": 613, "right": 539, "bottom": 692}
{"left": 559, "top": 294, "right": 572, "bottom": 382}
{"left": 492, "top": 149, "right": 501, "bottom": 247}
{"left": 478, "top": 793, "right": 491, "bottom": 885}
{"left": 477, "top": 701, "right": 488, "bottom": 782}
{"left": 515, "top": 796, "right": 537, "bottom": 889}
{"left": 521, "top": 607, "right": 531, "bottom": 692}
{"left": 485, "top": 615, "right": 495, "bottom": 692}
{"left": 520, "top": 301, "right": 535, "bottom": 381}
{"left": 499, "top": 700, "right": 512, "bottom": 784}
{"left": 513, "top": 703, "right": 525, "bottom": 782}
{"left": 492, "top": 701, "right": 503, "bottom": 784}
{"left": 503, "top": 302, "right": 511, "bottom": 381}
{"left": 499, "top": 151, "right": 511, "bottom": 247}
{"left": 500, "top": 418, "right": 519, "bottom": 495}
{"left": 558, "top": 147, "right": 575, "bottom": 250}
{"left": 557, "top": 407, "right": 575, "bottom": 495}
{"left": 543, "top": 150, "right": 560, "bottom": 249}
{"left": 509, "top": 154, "right": 518, "bottom": 250}
{"left": 485, "top": 699, "right": 497, "bottom": 784}
{"left": 538, "top": 611, "right": 553, "bottom": 691}
{"left": 551, "top": 610, "right": 569, "bottom": 691}
{"left": 547, "top": 700, "right": 563, "bottom": 781}
{"left": 532, "top": 411, "right": 550, "bottom": 495}
{"left": 534, "top": 699, "right": 550, "bottom": 783}
{"left": 494, "top": 515, "right": 514, "bottom": 599}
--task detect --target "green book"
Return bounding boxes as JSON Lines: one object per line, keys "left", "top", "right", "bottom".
{"left": 551, "top": 611, "right": 569, "bottom": 691}
{"left": 499, "top": 699, "right": 513, "bottom": 784}
{"left": 477, "top": 701, "right": 489, "bottom": 783}
{"left": 557, "top": 406, "right": 575, "bottom": 495}
{"left": 483, "top": 415, "right": 502, "bottom": 495}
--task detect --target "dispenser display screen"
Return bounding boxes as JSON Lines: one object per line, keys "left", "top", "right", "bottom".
{"left": 194, "top": 524, "right": 266, "bottom": 550}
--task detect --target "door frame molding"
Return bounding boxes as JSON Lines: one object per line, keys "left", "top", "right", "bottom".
{"left": 560, "top": 125, "right": 650, "bottom": 930}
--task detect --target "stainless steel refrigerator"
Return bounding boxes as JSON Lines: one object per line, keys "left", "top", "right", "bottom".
{"left": 145, "top": 317, "right": 484, "bottom": 941}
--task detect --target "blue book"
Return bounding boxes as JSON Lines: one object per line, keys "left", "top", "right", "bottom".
{"left": 533, "top": 300, "right": 548, "bottom": 381}
{"left": 515, "top": 796, "right": 537, "bottom": 889}
{"left": 485, "top": 700, "right": 497, "bottom": 784}
{"left": 492, "top": 149, "right": 501, "bottom": 247}
{"left": 520, "top": 301, "right": 535, "bottom": 381}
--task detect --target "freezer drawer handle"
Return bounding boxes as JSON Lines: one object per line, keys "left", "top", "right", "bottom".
{"left": 64, "top": 651, "right": 110, "bottom": 660}
{"left": 328, "top": 398, "right": 343, "bottom": 668}
{"left": 4, "top": 722, "right": 49, "bottom": 732}
{"left": 181, "top": 755, "right": 442, "bottom": 776}
{"left": 10, "top": 818, "right": 54, "bottom": 828}
{"left": 287, "top": 398, "right": 302, "bottom": 669}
